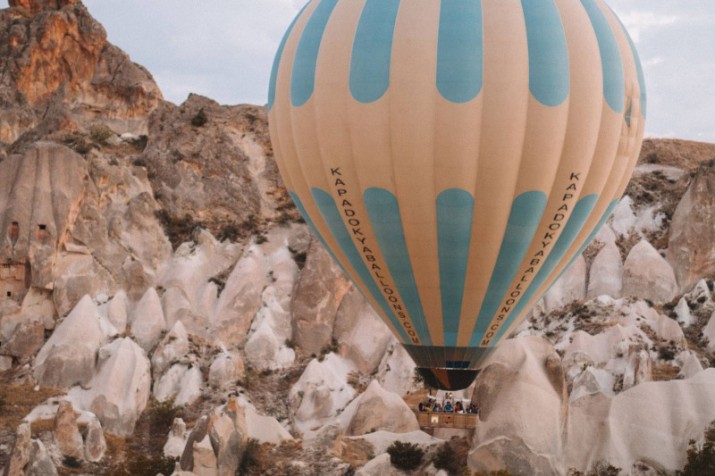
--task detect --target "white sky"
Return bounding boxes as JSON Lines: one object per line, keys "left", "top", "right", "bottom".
{"left": 3, "top": 0, "right": 714, "bottom": 142}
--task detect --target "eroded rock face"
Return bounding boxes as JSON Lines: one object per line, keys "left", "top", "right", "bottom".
{"left": 74, "top": 337, "right": 151, "bottom": 436}
{"left": 292, "top": 240, "right": 351, "bottom": 356}
{"left": 53, "top": 401, "right": 84, "bottom": 461}
{"left": 588, "top": 240, "right": 623, "bottom": 299}
{"left": 140, "top": 94, "right": 297, "bottom": 243}
{"left": 469, "top": 337, "right": 568, "bottom": 476}
{"left": 34, "top": 295, "right": 103, "bottom": 388}
{"left": 668, "top": 160, "right": 715, "bottom": 292}
{"left": 0, "top": 0, "right": 161, "bottom": 143}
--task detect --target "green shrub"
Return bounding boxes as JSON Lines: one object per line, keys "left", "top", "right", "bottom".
{"left": 387, "top": 441, "right": 424, "bottom": 472}
{"left": 678, "top": 422, "right": 715, "bottom": 476}
{"left": 90, "top": 124, "right": 114, "bottom": 145}
{"left": 238, "top": 439, "right": 262, "bottom": 475}
{"left": 433, "top": 443, "right": 465, "bottom": 475}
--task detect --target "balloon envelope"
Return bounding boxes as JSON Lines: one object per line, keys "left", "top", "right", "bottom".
{"left": 268, "top": 0, "right": 645, "bottom": 389}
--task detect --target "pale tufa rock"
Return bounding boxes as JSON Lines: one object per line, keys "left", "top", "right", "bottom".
{"left": 244, "top": 319, "right": 295, "bottom": 371}
{"left": 468, "top": 336, "right": 567, "bottom": 476}
{"left": 376, "top": 340, "right": 418, "bottom": 397}
{"left": 70, "top": 337, "right": 151, "bottom": 436}
{"left": 212, "top": 244, "right": 269, "bottom": 348}
{"left": 152, "top": 320, "right": 190, "bottom": 375}
{"left": 83, "top": 413, "right": 107, "bottom": 463}
{"left": 175, "top": 366, "right": 203, "bottom": 407}
{"left": 333, "top": 286, "right": 393, "bottom": 375}
{"left": 544, "top": 255, "right": 586, "bottom": 312}
{"left": 340, "top": 380, "right": 419, "bottom": 436}
{"left": 164, "top": 418, "right": 188, "bottom": 459}
{"left": 623, "top": 240, "right": 678, "bottom": 303}
{"left": 208, "top": 351, "right": 244, "bottom": 389}
{"left": 53, "top": 400, "right": 84, "bottom": 460}
{"left": 667, "top": 160, "right": 715, "bottom": 292}
{"left": 289, "top": 354, "right": 356, "bottom": 434}
{"left": 34, "top": 295, "right": 103, "bottom": 388}
{"left": 154, "top": 364, "right": 189, "bottom": 403}
{"left": 130, "top": 287, "right": 166, "bottom": 351}
{"left": 565, "top": 369, "right": 715, "bottom": 473}
{"left": 587, "top": 240, "right": 623, "bottom": 299}
{"left": 292, "top": 239, "right": 351, "bottom": 356}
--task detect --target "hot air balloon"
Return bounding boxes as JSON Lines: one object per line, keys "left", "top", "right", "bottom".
{"left": 268, "top": 0, "right": 646, "bottom": 390}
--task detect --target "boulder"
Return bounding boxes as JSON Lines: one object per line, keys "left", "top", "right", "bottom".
{"left": 245, "top": 405, "right": 293, "bottom": 444}
{"left": 566, "top": 369, "right": 715, "bottom": 473}
{"left": 164, "top": 418, "right": 188, "bottom": 459}
{"left": 130, "top": 287, "right": 166, "bottom": 351}
{"left": 376, "top": 341, "right": 418, "bottom": 397}
{"left": 468, "top": 337, "right": 567, "bottom": 476}
{"left": 208, "top": 351, "right": 244, "bottom": 389}
{"left": 703, "top": 310, "right": 715, "bottom": 353}
{"left": 570, "top": 367, "right": 615, "bottom": 401}
{"left": 342, "top": 381, "right": 419, "bottom": 436}
{"left": 623, "top": 240, "right": 678, "bottom": 303}
{"left": 244, "top": 319, "right": 295, "bottom": 371}
{"left": 152, "top": 321, "right": 190, "bottom": 375}
{"left": 674, "top": 298, "right": 694, "bottom": 328}
{"left": 355, "top": 453, "right": 399, "bottom": 476}
{"left": 678, "top": 351, "right": 704, "bottom": 379}
{"left": 192, "top": 434, "right": 218, "bottom": 476}
{"left": 53, "top": 401, "right": 84, "bottom": 460}
{"left": 334, "top": 286, "right": 392, "bottom": 375}
{"left": 83, "top": 414, "right": 107, "bottom": 463}
{"left": 292, "top": 240, "right": 351, "bottom": 356}
{"left": 106, "top": 290, "right": 129, "bottom": 332}
{"left": 74, "top": 337, "right": 151, "bottom": 436}
{"left": 667, "top": 160, "right": 715, "bottom": 291}
{"left": 544, "top": 255, "right": 586, "bottom": 312}
{"left": 289, "top": 354, "right": 356, "bottom": 434}
{"left": 0, "top": 319, "right": 45, "bottom": 360}
{"left": 27, "top": 439, "right": 58, "bottom": 476}
{"left": 175, "top": 366, "right": 203, "bottom": 407}
{"left": 587, "top": 241, "right": 623, "bottom": 299}
{"left": 34, "top": 295, "right": 103, "bottom": 388}
{"left": 212, "top": 245, "right": 269, "bottom": 347}
{"left": 4, "top": 422, "right": 31, "bottom": 476}
{"left": 154, "top": 364, "right": 189, "bottom": 403}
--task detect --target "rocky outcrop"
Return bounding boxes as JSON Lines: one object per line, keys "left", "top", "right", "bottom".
{"left": 0, "top": 143, "right": 87, "bottom": 294}
{"left": 623, "top": 240, "right": 678, "bottom": 303}
{"left": 0, "top": 0, "right": 161, "bottom": 144}
{"left": 70, "top": 337, "right": 151, "bottom": 436}
{"left": 544, "top": 255, "right": 586, "bottom": 312}
{"left": 140, "top": 95, "right": 297, "bottom": 243}
{"left": 334, "top": 287, "right": 393, "bottom": 375}
{"left": 469, "top": 337, "right": 568, "bottom": 475}
{"left": 668, "top": 160, "right": 715, "bottom": 292}
{"left": 292, "top": 240, "right": 351, "bottom": 356}
{"left": 34, "top": 295, "right": 103, "bottom": 388}
{"left": 566, "top": 369, "right": 715, "bottom": 473}
{"left": 342, "top": 381, "right": 419, "bottom": 436}
{"left": 53, "top": 401, "right": 84, "bottom": 461}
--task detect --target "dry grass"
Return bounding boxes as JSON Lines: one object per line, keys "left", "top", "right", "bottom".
{"left": 652, "top": 363, "right": 680, "bottom": 382}
{"left": 0, "top": 382, "right": 63, "bottom": 431}
{"left": 639, "top": 138, "right": 715, "bottom": 170}
{"left": 339, "top": 438, "right": 375, "bottom": 469}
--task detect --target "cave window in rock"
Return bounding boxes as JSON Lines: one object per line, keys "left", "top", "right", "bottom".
{"left": 6, "top": 291, "right": 11, "bottom": 298}
{"left": 36, "top": 224, "right": 48, "bottom": 240}
{"left": 9, "top": 221, "right": 19, "bottom": 243}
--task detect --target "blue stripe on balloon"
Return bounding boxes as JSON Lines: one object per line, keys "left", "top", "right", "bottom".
{"left": 364, "top": 188, "right": 432, "bottom": 345}
{"left": 581, "top": 0, "right": 625, "bottom": 113}
{"left": 436, "top": 0, "right": 484, "bottom": 103}
{"left": 291, "top": 0, "right": 340, "bottom": 107}
{"left": 350, "top": 0, "right": 400, "bottom": 103}
{"left": 268, "top": 2, "right": 310, "bottom": 111}
{"left": 289, "top": 191, "right": 349, "bottom": 277}
{"left": 610, "top": 9, "right": 647, "bottom": 118}
{"left": 521, "top": 0, "right": 570, "bottom": 107}
{"left": 437, "top": 189, "right": 475, "bottom": 346}
{"left": 491, "top": 194, "right": 603, "bottom": 343}
{"left": 311, "top": 188, "right": 411, "bottom": 342}
{"left": 469, "top": 191, "right": 547, "bottom": 347}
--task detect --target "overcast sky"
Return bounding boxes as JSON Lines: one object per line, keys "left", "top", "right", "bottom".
{"left": 4, "top": 0, "right": 713, "bottom": 142}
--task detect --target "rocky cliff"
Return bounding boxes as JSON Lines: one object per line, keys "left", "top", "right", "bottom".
{"left": 2, "top": 1, "right": 715, "bottom": 476}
